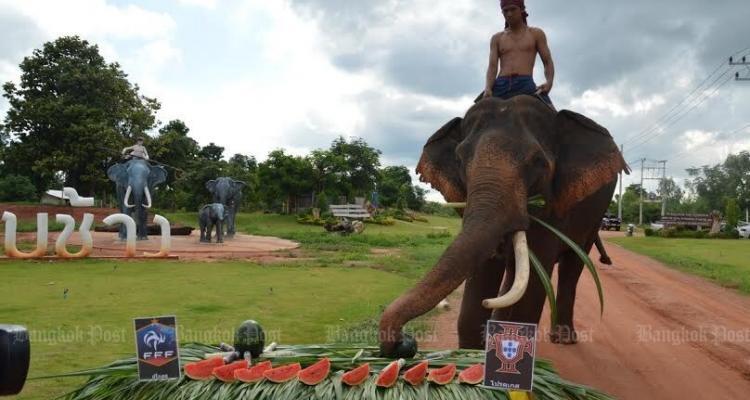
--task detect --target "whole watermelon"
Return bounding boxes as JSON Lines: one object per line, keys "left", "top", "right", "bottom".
{"left": 234, "top": 320, "right": 265, "bottom": 358}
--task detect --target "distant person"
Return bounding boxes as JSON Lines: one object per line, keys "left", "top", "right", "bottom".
{"left": 481, "top": 0, "right": 555, "bottom": 108}
{"left": 121, "top": 137, "right": 149, "bottom": 161}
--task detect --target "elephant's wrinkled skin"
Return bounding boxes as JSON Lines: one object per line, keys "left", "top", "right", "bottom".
{"left": 206, "top": 177, "right": 246, "bottom": 237}
{"left": 199, "top": 203, "right": 225, "bottom": 243}
{"left": 378, "top": 96, "right": 629, "bottom": 356}
{"left": 107, "top": 160, "right": 167, "bottom": 240}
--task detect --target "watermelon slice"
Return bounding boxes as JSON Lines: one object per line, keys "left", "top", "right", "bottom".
{"left": 458, "top": 363, "right": 484, "bottom": 384}
{"left": 184, "top": 357, "right": 224, "bottom": 380}
{"left": 234, "top": 361, "right": 273, "bottom": 383}
{"left": 427, "top": 363, "right": 456, "bottom": 385}
{"left": 212, "top": 360, "right": 249, "bottom": 382}
{"left": 298, "top": 358, "right": 330, "bottom": 385}
{"left": 376, "top": 359, "right": 403, "bottom": 388}
{"left": 403, "top": 360, "right": 428, "bottom": 386}
{"left": 264, "top": 363, "right": 301, "bottom": 383}
{"left": 341, "top": 363, "right": 370, "bottom": 386}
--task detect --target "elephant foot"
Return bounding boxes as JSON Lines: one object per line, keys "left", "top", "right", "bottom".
{"left": 599, "top": 255, "right": 612, "bottom": 265}
{"left": 200, "top": 239, "right": 209, "bottom": 243}
{"left": 137, "top": 236, "right": 148, "bottom": 241}
{"left": 217, "top": 240, "right": 224, "bottom": 243}
{"left": 550, "top": 325, "right": 578, "bottom": 345}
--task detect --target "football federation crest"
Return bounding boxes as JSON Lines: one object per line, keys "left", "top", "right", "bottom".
{"left": 483, "top": 321, "right": 537, "bottom": 392}
{"left": 134, "top": 316, "right": 180, "bottom": 380}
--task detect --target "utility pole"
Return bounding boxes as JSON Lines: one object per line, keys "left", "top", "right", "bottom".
{"left": 660, "top": 161, "right": 667, "bottom": 217}
{"left": 639, "top": 158, "right": 644, "bottom": 225}
{"left": 618, "top": 144, "right": 624, "bottom": 220}
{"left": 729, "top": 55, "right": 750, "bottom": 80}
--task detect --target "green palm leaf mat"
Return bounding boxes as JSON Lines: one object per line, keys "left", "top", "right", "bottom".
{"left": 38, "top": 343, "right": 613, "bottom": 400}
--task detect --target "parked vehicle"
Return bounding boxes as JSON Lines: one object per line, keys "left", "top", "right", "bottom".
{"left": 737, "top": 222, "right": 750, "bottom": 239}
{"left": 601, "top": 213, "right": 621, "bottom": 231}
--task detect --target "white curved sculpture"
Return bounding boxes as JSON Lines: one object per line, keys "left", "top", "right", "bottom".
{"left": 103, "top": 214, "right": 136, "bottom": 257}
{"left": 144, "top": 215, "right": 171, "bottom": 257}
{"left": 63, "top": 187, "right": 95, "bottom": 207}
{"left": 55, "top": 214, "right": 94, "bottom": 258}
{"left": 2, "top": 212, "right": 49, "bottom": 258}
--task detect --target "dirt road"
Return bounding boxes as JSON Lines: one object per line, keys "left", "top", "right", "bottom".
{"left": 428, "top": 232, "right": 750, "bottom": 399}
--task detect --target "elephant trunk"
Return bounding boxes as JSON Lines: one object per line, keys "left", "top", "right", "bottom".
{"left": 379, "top": 172, "right": 528, "bottom": 355}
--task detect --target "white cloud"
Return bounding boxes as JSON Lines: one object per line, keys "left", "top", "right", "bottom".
{"left": 177, "top": 0, "right": 218, "bottom": 9}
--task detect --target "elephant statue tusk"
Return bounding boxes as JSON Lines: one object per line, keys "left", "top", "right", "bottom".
{"left": 123, "top": 185, "right": 135, "bottom": 208}
{"left": 103, "top": 214, "right": 136, "bottom": 257}
{"left": 55, "top": 214, "right": 94, "bottom": 258}
{"left": 2, "top": 212, "right": 48, "bottom": 258}
{"left": 144, "top": 215, "right": 171, "bottom": 258}
{"left": 482, "top": 231, "right": 530, "bottom": 309}
{"left": 143, "top": 187, "right": 152, "bottom": 209}
{"left": 445, "top": 202, "right": 467, "bottom": 209}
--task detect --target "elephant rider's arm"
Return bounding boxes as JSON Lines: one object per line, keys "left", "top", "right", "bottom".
{"left": 534, "top": 28, "right": 554, "bottom": 94}
{"left": 121, "top": 145, "right": 134, "bottom": 155}
{"left": 483, "top": 34, "right": 501, "bottom": 98}
{"left": 142, "top": 146, "right": 150, "bottom": 160}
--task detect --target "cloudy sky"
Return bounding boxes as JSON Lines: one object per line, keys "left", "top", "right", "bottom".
{"left": 1, "top": 0, "right": 749, "bottom": 201}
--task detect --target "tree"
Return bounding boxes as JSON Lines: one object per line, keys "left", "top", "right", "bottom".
{"left": 0, "top": 174, "right": 37, "bottom": 202}
{"left": 1, "top": 36, "right": 160, "bottom": 195}
{"left": 657, "top": 177, "right": 683, "bottom": 213}
{"left": 377, "top": 166, "right": 426, "bottom": 210}
{"left": 199, "top": 142, "right": 225, "bottom": 162}
{"left": 257, "top": 149, "right": 314, "bottom": 212}
{"left": 725, "top": 198, "right": 740, "bottom": 230}
{"left": 327, "top": 137, "right": 381, "bottom": 199}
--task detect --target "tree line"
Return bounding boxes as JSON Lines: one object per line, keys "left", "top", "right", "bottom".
{"left": 0, "top": 36, "right": 426, "bottom": 213}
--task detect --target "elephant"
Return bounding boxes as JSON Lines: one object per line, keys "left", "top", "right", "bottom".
{"left": 378, "top": 95, "right": 629, "bottom": 356}
{"left": 206, "top": 177, "right": 247, "bottom": 237}
{"left": 107, "top": 159, "right": 168, "bottom": 240}
{"left": 199, "top": 203, "right": 225, "bottom": 243}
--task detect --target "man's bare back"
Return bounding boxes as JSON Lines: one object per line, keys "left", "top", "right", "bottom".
{"left": 482, "top": 1, "right": 554, "bottom": 104}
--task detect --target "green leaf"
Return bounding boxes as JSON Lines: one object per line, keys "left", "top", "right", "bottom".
{"left": 530, "top": 215, "right": 604, "bottom": 316}
{"left": 529, "top": 249, "right": 557, "bottom": 328}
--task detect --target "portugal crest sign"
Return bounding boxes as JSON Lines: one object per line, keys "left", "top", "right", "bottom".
{"left": 483, "top": 321, "right": 537, "bottom": 391}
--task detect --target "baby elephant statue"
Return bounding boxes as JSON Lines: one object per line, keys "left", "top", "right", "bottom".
{"left": 199, "top": 203, "right": 226, "bottom": 243}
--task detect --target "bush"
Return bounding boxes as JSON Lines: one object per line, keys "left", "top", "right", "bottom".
{"left": 426, "top": 229, "right": 451, "bottom": 239}
{"left": 422, "top": 201, "right": 459, "bottom": 217}
{"left": 644, "top": 228, "right": 655, "bottom": 237}
{"left": 0, "top": 174, "right": 37, "bottom": 202}
{"left": 367, "top": 215, "right": 396, "bottom": 226}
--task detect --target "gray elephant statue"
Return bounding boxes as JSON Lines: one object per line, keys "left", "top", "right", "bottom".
{"left": 206, "top": 177, "right": 246, "bottom": 237}
{"left": 107, "top": 159, "right": 168, "bottom": 240}
{"left": 199, "top": 203, "right": 225, "bottom": 243}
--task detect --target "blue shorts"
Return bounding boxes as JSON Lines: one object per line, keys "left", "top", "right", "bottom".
{"left": 492, "top": 75, "right": 553, "bottom": 107}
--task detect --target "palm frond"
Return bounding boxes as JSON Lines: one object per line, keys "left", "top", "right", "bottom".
{"left": 39, "top": 343, "right": 614, "bottom": 400}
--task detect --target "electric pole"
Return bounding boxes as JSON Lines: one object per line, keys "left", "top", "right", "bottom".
{"left": 618, "top": 145, "right": 624, "bottom": 220}
{"left": 729, "top": 55, "right": 750, "bottom": 80}
{"left": 639, "top": 158, "right": 644, "bottom": 225}
{"left": 639, "top": 159, "right": 667, "bottom": 225}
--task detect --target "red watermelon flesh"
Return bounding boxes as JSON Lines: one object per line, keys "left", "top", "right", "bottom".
{"left": 458, "top": 363, "right": 484, "bottom": 384}
{"left": 298, "top": 358, "right": 331, "bottom": 385}
{"left": 184, "top": 357, "right": 224, "bottom": 380}
{"left": 234, "top": 361, "right": 273, "bottom": 383}
{"left": 341, "top": 363, "right": 370, "bottom": 386}
{"left": 213, "top": 360, "right": 249, "bottom": 382}
{"left": 376, "top": 359, "right": 402, "bottom": 388}
{"left": 427, "top": 363, "right": 456, "bottom": 385}
{"left": 403, "top": 360, "right": 429, "bottom": 386}
{"left": 264, "top": 363, "right": 301, "bottom": 383}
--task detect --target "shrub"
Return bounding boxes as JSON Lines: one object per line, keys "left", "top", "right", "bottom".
{"left": 0, "top": 174, "right": 37, "bottom": 202}
{"left": 644, "top": 228, "right": 655, "bottom": 237}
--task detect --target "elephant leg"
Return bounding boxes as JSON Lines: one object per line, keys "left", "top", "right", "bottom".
{"left": 551, "top": 247, "right": 590, "bottom": 345}
{"left": 217, "top": 221, "right": 223, "bottom": 243}
{"left": 207, "top": 222, "right": 213, "bottom": 242}
{"left": 594, "top": 235, "right": 612, "bottom": 265}
{"left": 458, "top": 255, "right": 505, "bottom": 349}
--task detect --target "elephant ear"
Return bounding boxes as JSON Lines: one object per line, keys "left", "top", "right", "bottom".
{"left": 232, "top": 180, "right": 247, "bottom": 190}
{"left": 106, "top": 164, "right": 127, "bottom": 186}
{"left": 552, "top": 110, "right": 630, "bottom": 215}
{"left": 415, "top": 117, "right": 466, "bottom": 203}
{"left": 148, "top": 165, "right": 168, "bottom": 189}
{"left": 206, "top": 180, "right": 217, "bottom": 193}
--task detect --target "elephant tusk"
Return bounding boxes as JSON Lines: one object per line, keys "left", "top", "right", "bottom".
{"left": 143, "top": 187, "right": 153, "bottom": 209}
{"left": 144, "top": 215, "right": 171, "bottom": 258}
{"left": 482, "top": 231, "right": 530, "bottom": 309}
{"left": 55, "top": 214, "right": 94, "bottom": 258}
{"left": 123, "top": 185, "right": 135, "bottom": 208}
{"left": 103, "top": 214, "right": 137, "bottom": 257}
{"left": 445, "top": 202, "right": 467, "bottom": 209}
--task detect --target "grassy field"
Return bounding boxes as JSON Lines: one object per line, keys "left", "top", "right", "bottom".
{"left": 607, "top": 236, "right": 750, "bottom": 294}
{"left": 0, "top": 212, "right": 461, "bottom": 399}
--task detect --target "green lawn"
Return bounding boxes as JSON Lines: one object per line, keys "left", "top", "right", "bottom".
{"left": 607, "top": 236, "right": 750, "bottom": 294}
{"left": 0, "top": 212, "right": 461, "bottom": 399}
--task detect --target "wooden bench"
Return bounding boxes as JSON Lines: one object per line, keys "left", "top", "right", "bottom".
{"left": 329, "top": 204, "right": 371, "bottom": 219}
